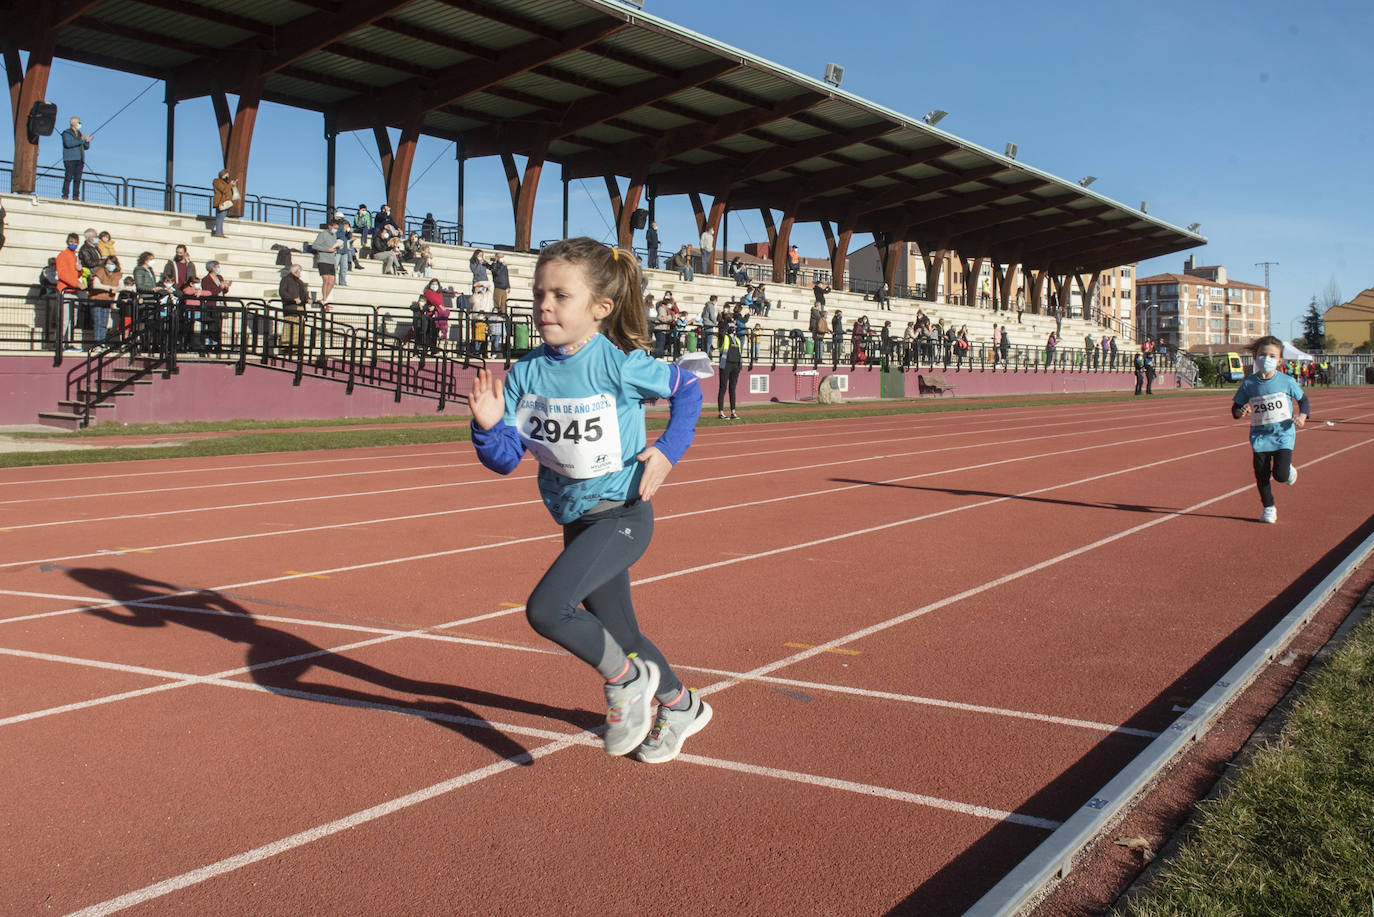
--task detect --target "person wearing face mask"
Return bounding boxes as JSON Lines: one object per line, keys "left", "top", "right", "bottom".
{"left": 1232, "top": 335, "right": 1309, "bottom": 524}
{"left": 200, "top": 261, "right": 232, "bottom": 351}
{"left": 61, "top": 116, "right": 92, "bottom": 200}
{"left": 55, "top": 233, "right": 86, "bottom": 348}
{"left": 161, "top": 245, "right": 199, "bottom": 288}
{"left": 422, "top": 278, "right": 448, "bottom": 352}
{"left": 88, "top": 256, "right": 122, "bottom": 345}
{"left": 211, "top": 170, "right": 239, "bottom": 237}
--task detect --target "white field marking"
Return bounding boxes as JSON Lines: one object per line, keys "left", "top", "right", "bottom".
{"left": 0, "top": 462, "right": 469, "bottom": 507}
{"left": 689, "top": 434, "right": 1374, "bottom": 700}
{"left": 0, "top": 447, "right": 470, "bottom": 487}
{"left": 31, "top": 437, "right": 1374, "bottom": 915}
{"left": 0, "top": 397, "right": 1214, "bottom": 514}
{"left": 0, "top": 589, "right": 108, "bottom": 602}
{"left": 680, "top": 666, "right": 1161, "bottom": 739}
{"left": 673, "top": 753, "right": 1062, "bottom": 830}
{"left": 1, "top": 407, "right": 1215, "bottom": 540}
{"left": 0, "top": 418, "right": 1229, "bottom": 585}
{"left": 1, "top": 430, "right": 1260, "bottom": 722}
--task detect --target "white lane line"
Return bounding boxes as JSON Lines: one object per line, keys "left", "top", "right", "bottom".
{"left": 0, "top": 423, "right": 1233, "bottom": 617}
{"left": 1, "top": 409, "right": 1217, "bottom": 542}
{"left": 681, "top": 667, "right": 1161, "bottom": 739}
{"left": 38, "top": 436, "right": 1374, "bottom": 915}
{"left": 0, "top": 589, "right": 108, "bottom": 603}
{"left": 690, "top": 434, "right": 1374, "bottom": 699}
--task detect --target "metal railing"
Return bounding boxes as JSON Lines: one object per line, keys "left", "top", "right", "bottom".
{"left": 2, "top": 161, "right": 463, "bottom": 240}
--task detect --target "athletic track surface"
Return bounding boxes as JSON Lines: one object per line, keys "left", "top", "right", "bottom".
{"left": 3, "top": 390, "right": 1372, "bottom": 917}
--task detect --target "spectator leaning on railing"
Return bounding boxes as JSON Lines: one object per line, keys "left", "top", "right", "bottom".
{"left": 88, "top": 255, "right": 121, "bottom": 346}
{"left": 277, "top": 263, "right": 310, "bottom": 357}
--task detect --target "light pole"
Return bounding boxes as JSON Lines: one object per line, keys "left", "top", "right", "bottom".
{"left": 1289, "top": 317, "right": 1302, "bottom": 343}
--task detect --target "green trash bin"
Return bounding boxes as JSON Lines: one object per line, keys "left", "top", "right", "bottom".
{"left": 804, "top": 338, "right": 814, "bottom": 356}
{"left": 685, "top": 331, "right": 697, "bottom": 352}
{"left": 514, "top": 324, "right": 530, "bottom": 351}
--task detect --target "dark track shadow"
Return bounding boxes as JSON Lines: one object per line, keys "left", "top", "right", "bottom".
{"left": 68, "top": 567, "right": 600, "bottom": 763}
{"left": 881, "top": 512, "right": 1374, "bottom": 915}
{"left": 831, "top": 477, "right": 1254, "bottom": 523}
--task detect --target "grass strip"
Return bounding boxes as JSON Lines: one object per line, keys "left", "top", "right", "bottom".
{"left": 1117, "top": 607, "right": 1374, "bottom": 917}
{"left": 0, "top": 388, "right": 1222, "bottom": 468}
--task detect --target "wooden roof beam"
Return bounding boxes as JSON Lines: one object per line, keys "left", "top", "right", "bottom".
{"left": 851, "top": 178, "right": 1047, "bottom": 233}
{"left": 558, "top": 89, "right": 827, "bottom": 180}
{"left": 170, "top": 0, "right": 425, "bottom": 100}
{"left": 459, "top": 59, "right": 739, "bottom": 157}
{"left": 335, "top": 18, "right": 627, "bottom": 133}
{"left": 734, "top": 144, "right": 964, "bottom": 211}
{"left": 793, "top": 163, "right": 1013, "bottom": 222}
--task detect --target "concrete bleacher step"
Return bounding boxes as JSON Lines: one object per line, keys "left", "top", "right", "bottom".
{"left": 36, "top": 411, "right": 85, "bottom": 431}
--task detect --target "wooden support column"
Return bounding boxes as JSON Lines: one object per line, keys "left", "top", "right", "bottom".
{"left": 1077, "top": 271, "right": 1102, "bottom": 321}
{"left": 212, "top": 70, "right": 265, "bottom": 219}
{"left": 374, "top": 115, "right": 421, "bottom": 226}
{"left": 821, "top": 218, "right": 855, "bottom": 290}
{"left": 500, "top": 141, "right": 546, "bottom": 253}
{"left": 1030, "top": 269, "right": 1048, "bottom": 314}
{"left": 1052, "top": 274, "right": 1072, "bottom": 318}
{"left": 759, "top": 208, "right": 780, "bottom": 280}
{"left": 6, "top": 26, "right": 55, "bottom": 195}
{"left": 770, "top": 208, "right": 797, "bottom": 283}
{"left": 922, "top": 245, "right": 948, "bottom": 302}
{"left": 607, "top": 168, "right": 647, "bottom": 250}
{"left": 880, "top": 236, "right": 903, "bottom": 292}
{"left": 998, "top": 262, "right": 1021, "bottom": 313}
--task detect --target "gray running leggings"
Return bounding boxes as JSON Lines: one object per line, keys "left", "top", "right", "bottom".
{"left": 525, "top": 499, "right": 683, "bottom": 703}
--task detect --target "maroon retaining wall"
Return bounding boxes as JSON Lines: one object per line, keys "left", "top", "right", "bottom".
{"left": 1, "top": 355, "right": 1175, "bottom": 427}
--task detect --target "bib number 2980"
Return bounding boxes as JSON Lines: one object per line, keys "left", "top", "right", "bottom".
{"left": 516, "top": 393, "right": 621, "bottom": 479}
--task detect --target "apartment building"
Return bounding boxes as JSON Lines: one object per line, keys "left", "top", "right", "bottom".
{"left": 1136, "top": 256, "right": 1270, "bottom": 350}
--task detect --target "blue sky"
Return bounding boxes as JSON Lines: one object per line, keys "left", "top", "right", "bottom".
{"left": 6, "top": 0, "right": 1370, "bottom": 337}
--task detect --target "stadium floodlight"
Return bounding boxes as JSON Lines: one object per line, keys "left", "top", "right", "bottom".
{"left": 1078, "top": 176, "right": 1097, "bottom": 187}
{"left": 922, "top": 110, "right": 948, "bottom": 126}
{"left": 823, "top": 63, "right": 844, "bottom": 87}
{"left": 1140, "top": 201, "right": 1149, "bottom": 213}
{"left": 1004, "top": 142, "right": 1018, "bottom": 160}
{"left": 1187, "top": 222, "right": 1201, "bottom": 233}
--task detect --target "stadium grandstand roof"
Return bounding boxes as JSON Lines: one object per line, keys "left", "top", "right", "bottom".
{"left": 3, "top": 0, "right": 1206, "bottom": 271}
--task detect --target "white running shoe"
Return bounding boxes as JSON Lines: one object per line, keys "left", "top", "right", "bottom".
{"left": 1285, "top": 464, "right": 1298, "bottom": 486}
{"left": 1260, "top": 506, "right": 1277, "bottom": 524}
{"left": 635, "top": 690, "right": 713, "bottom": 764}
{"left": 602, "top": 656, "right": 660, "bottom": 756}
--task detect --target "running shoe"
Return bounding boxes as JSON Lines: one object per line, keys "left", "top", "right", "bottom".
{"left": 1260, "top": 506, "right": 1277, "bottom": 524}
{"left": 717, "top": 411, "right": 727, "bottom": 419}
{"left": 636, "top": 691, "right": 713, "bottom": 764}
{"left": 1285, "top": 464, "right": 1298, "bottom": 486}
{"left": 603, "top": 656, "right": 660, "bottom": 756}
{"left": 729, "top": 412, "right": 739, "bottom": 420}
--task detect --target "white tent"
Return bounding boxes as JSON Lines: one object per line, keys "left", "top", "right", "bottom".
{"left": 1282, "top": 340, "right": 1314, "bottom": 361}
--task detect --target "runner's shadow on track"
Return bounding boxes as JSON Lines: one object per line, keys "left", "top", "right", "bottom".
{"left": 66, "top": 568, "right": 602, "bottom": 764}
{"left": 831, "top": 478, "right": 1254, "bottom": 523}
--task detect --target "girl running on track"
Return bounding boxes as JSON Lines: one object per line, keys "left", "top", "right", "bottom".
{"left": 1232, "top": 335, "right": 1308, "bottom": 524}
{"left": 469, "top": 237, "right": 712, "bottom": 763}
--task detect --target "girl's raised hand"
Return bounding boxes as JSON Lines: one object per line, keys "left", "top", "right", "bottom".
{"left": 636, "top": 446, "right": 671, "bottom": 501}
{"left": 469, "top": 369, "right": 505, "bottom": 430}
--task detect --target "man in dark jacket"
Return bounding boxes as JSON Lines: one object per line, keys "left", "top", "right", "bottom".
{"left": 78, "top": 228, "right": 102, "bottom": 275}
{"left": 646, "top": 221, "right": 660, "bottom": 268}
{"left": 61, "top": 116, "right": 92, "bottom": 200}
{"left": 278, "top": 264, "right": 311, "bottom": 357}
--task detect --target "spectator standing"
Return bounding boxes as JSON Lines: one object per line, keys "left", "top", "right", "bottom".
{"left": 470, "top": 249, "right": 490, "bottom": 285}
{"left": 813, "top": 280, "right": 829, "bottom": 309}
{"left": 200, "top": 261, "right": 232, "bottom": 350}
{"left": 132, "top": 251, "right": 158, "bottom": 294}
{"left": 699, "top": 225, "right": 714, "bottom": 275}
{"left": 999, "top": 324, "right": 1011, "bottom": 370}
{"left": 1084, "top": 332, "right": 1095, "bottom": 369}
{"left": 991, "top": 323, "right": 1003, "bottom": 370}
{"left": 700, "top": 295, "right": 718, "bottom": 356}
{"left": 421, "top": 212, "right": 437, "bottom": 242}
{"left": 1045, "top": 330, "right": 1058, "bottom": 369}
{"left": 78, "top": 229, "right": 102, "bottom": 278}
{"left": 491, "top": 253, "right": 510, "bottom": 312}
{"left": 161, "top": 244, "right": 199, "bottom": 288}
{"left": 715, "top": 316, "right": 743, "bottom": 419}
{"left": 423, "top": 280, "right": 449, "bottom": 346}
{"left": 646, "top": 221, "right": 660, "bottom": 269}
{"left": 749, "top": 322, "right": 762, "bottom": 363}
{"left": 211, "top": 170, "right": 238, "bottom": 237}
{"left": 812, "top": 307, "right": 827, "bottom": 360}
{"left": 489, "top": 302, "right": 507, "bottom": 358}
{"left": 278, "top": 263, "right": 310, "bottom": 356}
{"left": 61, "top": 116, "right": 91, "bottom": 200}
{"left": 334, "top": 219, "right": 356, "bottom": 287}
{"left": 115, "top": 276, "right": 138, "bottom": 337}
{"left": 786, "top": 244, "right": 801, "bottom": 284}
{"left": 1109, "top": 335, "right": 1119, "bottom": 370}
{"left": 874, "top": 282, "right": 889, "bottom": 309}
{"left": 830, "top": 309, "right": 844, "bottom": 362}
{"left": 311, "top": 219, "right": 342, "bottom": 305}
{"left": 955, "top": 324, "right": 970, "bottom": 369}
{"left": 652, "top": 296, "right": 672, "bottom": 357}
{"left": 88, "top": 255, "right": 121, "bottom": 345}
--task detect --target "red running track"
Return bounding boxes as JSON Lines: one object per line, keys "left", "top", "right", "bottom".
{"left": 2, "top": 391, "right": 1373, "bottom": 916}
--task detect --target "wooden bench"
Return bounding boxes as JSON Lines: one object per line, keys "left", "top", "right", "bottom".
{"left": 917, "top": 372, "right": 957, "bottom": 397}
